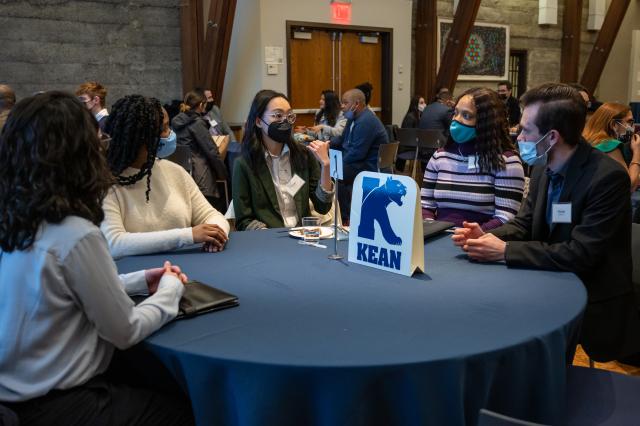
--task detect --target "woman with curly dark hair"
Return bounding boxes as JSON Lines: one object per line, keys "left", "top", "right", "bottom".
{"left": 233, "top": 89, "right": 334, "bottom": 230}
{"left": 0, "top": 91, "right": 194, "bottom": 425}
{"left": 101, "top": 95, "right": 229, "bottom": 258}
{"left": 421, "top": 87, "right": 525, "bottom": 230}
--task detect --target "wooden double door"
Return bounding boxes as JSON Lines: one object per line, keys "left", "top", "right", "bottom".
{"left": 286, "top": 22, "right": 392, "bottom": 127}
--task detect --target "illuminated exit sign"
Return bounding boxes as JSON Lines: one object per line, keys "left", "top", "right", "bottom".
{"left": 331, "top": 0, "right": 352, "bottom": 25}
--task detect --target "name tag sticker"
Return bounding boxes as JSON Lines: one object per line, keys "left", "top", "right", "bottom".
{"left": 467, "top": 155, "right": 477, "bottom": 170}
{"left": 285, "top": 174, "right": 305, "bottom": 196}
{"left": 208, "top": 119, "right": 219, "bottom": 128}
{"left": 552, "top": 202, "right": 572, "bottom": 224}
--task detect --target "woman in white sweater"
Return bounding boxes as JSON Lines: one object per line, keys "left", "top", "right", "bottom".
{"left": 101, "top": 95, "right": 230, "bottom": 258}
{"left": 0, "top": 91, "right": 193, "bottom": 424}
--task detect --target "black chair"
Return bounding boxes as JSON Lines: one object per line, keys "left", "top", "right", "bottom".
{"left": 377, "top": 142, "right": 399, "bottom": 174}
{"left": 385, "top": 124, "right": 398, "bottom": 143}
{"left": 567, "top": 366, "right": 640, "bottom": 425}
{"left": 396, "top": 128, "right": 445, "bottom": 180}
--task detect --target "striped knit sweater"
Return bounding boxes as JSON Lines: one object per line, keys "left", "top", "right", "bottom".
{"left": 420, "top": 143, "right": 525, "bottom": 230}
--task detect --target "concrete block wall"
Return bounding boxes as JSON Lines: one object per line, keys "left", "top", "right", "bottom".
{"left": 0, "top": 0, "right": 183, "bottom": 107}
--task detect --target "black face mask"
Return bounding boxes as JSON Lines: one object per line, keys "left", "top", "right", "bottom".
{"left": 205, "top": 101, "right": 214, "bottom": 113}
{"left": 263, "top": 119, "right": 292, "bottom": 144}
{"left": 499, "top": 94, "right": 508, "bottom": 100}
{"left": 618, "top": 129, "right": 633, "bottom": 144}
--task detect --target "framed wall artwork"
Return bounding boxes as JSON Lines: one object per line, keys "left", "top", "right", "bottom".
{"left": 437, "top": 19, "right": 510, "bottom": 81}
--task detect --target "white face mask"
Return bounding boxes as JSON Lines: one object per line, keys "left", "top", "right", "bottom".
{"left": 418, "top": 103, "right": 426, "bottom": 112}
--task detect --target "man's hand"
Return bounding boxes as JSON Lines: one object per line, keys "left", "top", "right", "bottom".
{"left": 192, "top": 224, "right": 228, "bottom": 252}
{"left": 463, "top": 233, "right": 507, "bottom": 262}
{"left": 451, "top": 221, "right": 484, "bottom": 247}
{"left": 145, "top": 261, "right": 188, "bottom": 294}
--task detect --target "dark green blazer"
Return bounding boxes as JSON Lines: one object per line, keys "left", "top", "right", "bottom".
{"left": 232, "top": 148, "right": 332, "bottom": 231}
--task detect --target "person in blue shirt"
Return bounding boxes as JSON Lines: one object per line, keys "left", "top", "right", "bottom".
{"left": 330, "top": 88, "right": 389, "bottom": 220}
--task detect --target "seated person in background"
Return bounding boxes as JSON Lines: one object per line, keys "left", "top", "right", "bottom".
{"left": 421, "top": 87, "right": 525, "bottom": 230}
{"left": 295, "top": 89, "right": 346, "bottom": 141}
{"left": 233, "top": 89, "right": 334, "bottom": 230}
{"left": 172, "top": 90, "right": 228, "bottom": 211}
{"left": 497, "top": 80, "right": 521, "bottom": 130}
{"left": 453, "top": 83, "right": 640, "bottom": 363}
{"left": 419, "top": 88, "right": 454, "bottom": 134}
{"left": 200, "top": 88, "right": 237, "bottom": 142}
{"left": 401, "top": 94, "right": 426, "bottom": 128}
{"left": 330, "top": 88, "right": 389, "bottom": 220}
{"left": 582, "top": 102, "right": 640, "bottom": 191}
{"left": 75, "top": 81, "right": 109, "bottom": 133}
{"left": 101, "top": 95, "right": 229, "bottom": 258}
{"left": 0, "top": 91, "right": 193, "bottom": 425}
{"left": 356, "top": 81, "right": 374, "bottom": 111}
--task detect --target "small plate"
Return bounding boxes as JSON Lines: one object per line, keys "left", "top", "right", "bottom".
{"left": 289, "top": 226, "right": 334, "bottom": 239}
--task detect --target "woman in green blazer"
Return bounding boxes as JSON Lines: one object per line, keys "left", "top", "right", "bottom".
{"left": 232, "top": 90, "right": 334, "bottom": 230}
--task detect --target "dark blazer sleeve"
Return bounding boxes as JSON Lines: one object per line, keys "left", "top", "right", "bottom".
{"left": 490, "top": 167, "right": 543, "bottom": 242}
{"left": 499, "top": 166, "right": 630, "bottom": 275}
{"left": 343, "top": 116, "right": 375, "bottom": 164}
{"left": 306, "top": 153, "right": 332, "bottom": 215}
{"left": 232, "top": 158, "right": 258, "bottom": 231}
{"left": 189, "top": 120, "right": 228, "bottom": 180}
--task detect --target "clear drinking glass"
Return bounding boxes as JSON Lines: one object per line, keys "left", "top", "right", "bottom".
{"left": 301, "top": 217, "right": 321, "bottom": 244}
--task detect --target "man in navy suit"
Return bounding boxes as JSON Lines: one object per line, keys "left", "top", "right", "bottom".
{"left": 330, "top": 88, "right": 389, "bottom": 220}
{"left": 453, "top": 83, "right": 640, "bottom": 362}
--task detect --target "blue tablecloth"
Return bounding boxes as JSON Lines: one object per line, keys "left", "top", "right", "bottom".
{"left": 116, "top": 230, "right": 586, "bottom": 426}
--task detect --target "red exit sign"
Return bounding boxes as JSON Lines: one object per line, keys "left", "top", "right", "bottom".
{"left": 331, "top": 1, "right": 352, "bottom": 25}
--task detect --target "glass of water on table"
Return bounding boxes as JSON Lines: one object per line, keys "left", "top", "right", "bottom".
{"left": 301, "top": 217, "right": 321, "bottom": 244}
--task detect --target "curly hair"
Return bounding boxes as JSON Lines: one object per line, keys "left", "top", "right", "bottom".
{"left": 104, "top": 95, "right": 163, "bottom": 202}
{"left": 454, "top": 87, "right": 516, "bottom": 173}
{"left": 0, "top": 91, "right": 113, "bottom": 252}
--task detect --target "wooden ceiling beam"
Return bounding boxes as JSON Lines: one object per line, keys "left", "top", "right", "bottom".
{"left": 434, "top": 1, "right": 481, "bottom": 93}
{"left": 414, "top": 0, "right": 437, "bottom": 101}
{"left": 580, "top": 0, "right": 631, "bottom": 94}
{"left": 560, "top": 0, "right": 583, "bottom": 83}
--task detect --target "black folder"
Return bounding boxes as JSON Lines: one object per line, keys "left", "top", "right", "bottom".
{"left": 131, "top": 280, "right": 239, "bottom": 319}
{"left": 422, "top": 220, "right": 455, "bottom": 239}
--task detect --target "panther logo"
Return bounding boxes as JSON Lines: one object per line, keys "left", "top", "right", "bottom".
{"left": 357, "top": 176, "right": 407, "bottom": 245}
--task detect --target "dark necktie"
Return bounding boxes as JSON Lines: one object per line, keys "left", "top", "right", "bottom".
{"left": 546, "top": 169, "right": 564, "bottom": 225}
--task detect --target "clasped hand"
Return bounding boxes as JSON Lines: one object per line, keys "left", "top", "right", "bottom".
{"left": 145, "top": 260, "right": 189, "bottom": 294}
{"left": 452, "top": 221, "right": 506, "bottom": 262}
{"left": 192, "top": 224, "right": 228, "bottom": 253}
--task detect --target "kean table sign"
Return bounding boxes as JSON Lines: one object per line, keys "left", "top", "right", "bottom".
{"left": 348, "top": 172, "right": 424, "bottom": 276}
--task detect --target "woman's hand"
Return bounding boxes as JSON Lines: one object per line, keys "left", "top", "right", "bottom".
{"left": 307, "top": 140, "right": 330, "bottom": 168}
{"left": 631, "top": 134, "right": 640, "bottom": 159}
{"left": 192, "top": 224, "right": 228, "bottom": 252}
{"left": 145, "top": 261, "right": 188, "bottom": 294}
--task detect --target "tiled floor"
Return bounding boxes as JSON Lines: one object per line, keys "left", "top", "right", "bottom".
{"left": 572, "top": 345, "right": 640, "bottom": 376}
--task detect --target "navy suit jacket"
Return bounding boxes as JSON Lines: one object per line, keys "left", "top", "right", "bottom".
{"left": 330, "top": 108, "right": 388, "bottom": 178}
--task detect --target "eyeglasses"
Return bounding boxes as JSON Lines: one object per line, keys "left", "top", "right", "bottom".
{"left": 77, "top": 97, "right": 91, "bottom": 104}
{"left": 615, "top": 119, "right": 635, "bottom": 126}
{"left": 265, "top": 112, "right": 296, "bottom": 124}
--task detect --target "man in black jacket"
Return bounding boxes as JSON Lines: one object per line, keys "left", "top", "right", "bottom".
{"left": 453, "top": 83, "right": 640, "bottom": 362}
{"left": 497, "top": 80, "right": 521, "bottom": 129}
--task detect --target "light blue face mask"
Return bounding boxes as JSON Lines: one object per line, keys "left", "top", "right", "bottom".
{"left": 518, "top": 131, "right": 551, "bottom": 166}
{"left": 450, "top": 120, "right": 476, "bottom": 144}
{"left": 157, "top": 129, "right": 177, "bottom": 158}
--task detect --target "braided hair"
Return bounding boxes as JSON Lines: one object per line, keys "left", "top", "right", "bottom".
{"left": 104, "top": 95, "right": 163, "bottom": 202}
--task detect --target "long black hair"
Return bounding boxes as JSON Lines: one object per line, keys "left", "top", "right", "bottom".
{"left": 315, "top": 90, "right": 341, "bottom": 127}
{"left": 405, "top": 94, "right": 423, "bottom": 125}
{"left": 104, "top": 95, "right": 163, "bottom": 202}
{"left": 241, "top": 89, "right": 307, "bottom": 173}
{"left": 356, "top": 82, "right": 373, "bottom": 105}
{"left": 449, "top": 87, "right": 515, "bottom": 173}
{"left": 0, "top": 91, "right": 113, "bottom": 252}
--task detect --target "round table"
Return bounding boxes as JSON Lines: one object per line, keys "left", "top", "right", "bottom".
{"left": 116, "top": 229, "right": 586, "bottom": 426}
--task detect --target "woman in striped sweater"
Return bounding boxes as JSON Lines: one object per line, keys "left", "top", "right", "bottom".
{"left": 421, "top": 87, "right": 525, "bottom": 230}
